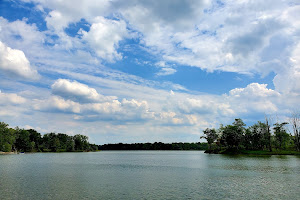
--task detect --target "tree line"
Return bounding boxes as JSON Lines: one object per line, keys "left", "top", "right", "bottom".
{"left": 0, "top": 122, "right": 98, "bottom": 152}
{"left": 201, "top": 114, "right": 300, "bottom": 153}
{"left": 99, "top": 142, "right": 208, "bottom": 151}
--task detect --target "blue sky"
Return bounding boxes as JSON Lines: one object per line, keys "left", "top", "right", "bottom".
{"left": 0, "top": 0, "right": 300, "bottom": 144}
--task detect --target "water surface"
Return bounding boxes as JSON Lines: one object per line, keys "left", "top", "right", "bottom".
{"left": 1, "top": 151, "right": 300, "bottom": 199}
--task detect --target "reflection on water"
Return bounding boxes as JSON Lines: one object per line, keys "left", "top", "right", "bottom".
{"left": 1, "top": 151, "right": 300, "bottom": 200}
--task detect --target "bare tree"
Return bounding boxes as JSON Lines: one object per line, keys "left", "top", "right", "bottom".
{"left": 265, "top": 114, "right": 272, "bottom": 152}
{"left": 290, "top": 112, "right": 300, "bottom": 151}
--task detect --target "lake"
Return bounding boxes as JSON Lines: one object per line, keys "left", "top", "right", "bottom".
{"left": 1, "top": 151, "right": 300, "bottom": 199}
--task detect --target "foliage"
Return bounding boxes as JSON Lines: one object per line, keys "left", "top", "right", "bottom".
{"left": 200, "top": 128, "right": 218, "bottom": 150}
{"left": 290, "top": 113, "right": 300, "bottom": 151}
{"left": 0, "top": 122, "right": 15, "bottom": 152}
{"left": 220, "top": 119, "right": 245, "bottom": 149}
{"left": 99, "top": 142, "right": 207, "bottom": 151}
{"left": 202, "top": 117, "right": 298, "bottom": 153}
{"left": 244, "top": 121, "right": 268, "bottom": 150}
{"left": 0, "top": 121, "right": 95, "bottom": 152}
{"left": 273, "top": 122, "right": 290, "bottom": 150}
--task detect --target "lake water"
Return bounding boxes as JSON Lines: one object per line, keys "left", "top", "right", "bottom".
{"left": 1, "top": 151, "right": 300, "bottom": 200}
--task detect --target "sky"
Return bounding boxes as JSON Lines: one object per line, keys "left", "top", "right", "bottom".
{"left": 0, "top": 0, "right": 300, "bottom": 144}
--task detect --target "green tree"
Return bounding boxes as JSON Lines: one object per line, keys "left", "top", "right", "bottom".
{"left": 27, "top": 129, "right": 42, "bottom": 151}
{"left": 246, "top": 121, "right": 268, "bottom": 150}
{"left": 0, "top": 122, "right": 16, "bottom": 152}
{"left": 57, "top": 133, "right": 69, "bottom": 151}
{"left": 15, "top": 128, "right": 31, "bottom": 152}
{"left": 273, "top": 122, "right": 290, "bottom": 150}
{"left": 66, "top": 136, "right": 75, "bottom": 151}
{"left": 74, "top": 134, "right": 89, "bottom": 151}
{"left": 243, "top": 127, "right": 253, "bottom": 150}
{"left": 200, "top": 128, "right": 218, "bottom": 150}
{"left": 43, "top": 133, "right": 60, "bottom": 152}
{"left": 221, "top": 118, "right": 246, "bottom": 150}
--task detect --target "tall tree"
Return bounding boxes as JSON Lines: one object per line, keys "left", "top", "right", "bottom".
{"left": 43, "top": 133, "right": 60, "bottom": 152}
{"left": 245, "top": 122, "right": 268, "bottom": 150}
{"left": 15, "top": 128, "right": 31, "bottom": 152}
{"left": 200, "top": 128, "right": 218, "bottom": 150}
{"left": 265, "top": 115, "right": 272, "bottom": 152}
{"left": 0, "top": 122, "right": 16, "bottom": 152}
{"left": 28, "top": 129, "right": 42, "bottom": 151}
{"left": 74, "top": 134, "right": 89, "bottom": 151}
{"left": 221, "top": 119, "right": 246, "bottom": 150}
{"left": 290, "top": 112, "right": 300, "bottom": 151}
{"left": 273, "top": 122, "right": 290, "bottom": 150}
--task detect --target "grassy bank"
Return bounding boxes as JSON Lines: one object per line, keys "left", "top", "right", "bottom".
{"left": 238, "top": 150, "right": 300, "bottom": 155}
{"left": 205, "top": 149, "right": 300, "bottom": 155}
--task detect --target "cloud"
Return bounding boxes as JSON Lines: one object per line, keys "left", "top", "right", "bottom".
{"left": 177, "top": 98, "right": 213, "bottom": 115}
{"left": 155, "top": 61, "right": 177, "bottom": 76}
{"left": 33, "top": 96, "right": 154, "bottom": 122}
{"left": 36, "top": 79, "right": 155, "bottom": 122}
{"left": 38, "top": 0, "right": 111, "bottom": 31}
{"left": 0, "top": 17, "right": 45, "bottom": 53}
{"left": 0, "top": 91, "right": 26, "bottom": 105}
{"left": 83, "top": 98, "right": 154, "bottom": 121}
{"left": 120, "top": 0, "right": 210, "bottom": 32}
{"left": 156, "top": 67, "right": 177, "bottom": 76}
{"left": 159, "top": 112, "right": 184, "bottom": 125}
{"left": 229, "top": 83, "right": 280, "bottom": 98}
{"left": 117, "top": 0, "right": 300, "bottom": 85}
{"left": 81, "top": 99, "right": 154, "bottom": 122}
{"left": 20, "top": 0, "right": 299, "bottom": 88}
{"left": 51, "top": 79, "right": 116, "bottom": 103}
{"left": 226, "top": 83, "right": 280, "bottom": 114}
{"left": 273, "top": 42, "right": 300, "bottom": 94}
{"left": 0, "top": 90, "right": 28, "bottom": 119}
{"left": 19, "top": 0, "right": 299, "bottom": 78}
{"left": 33, "top": 96, "right": 81, "bottom": 113}
{"left": 80, "top": 17, "right": 128, "bottom": 62}
{"left": 46, "top": 10, "right": 73, "bottom": 31}
{"left": 0, "top": 41, "right": 40, "bottom": 80}
{"left": 163, "top": 82, "right": 284, "bottom": 125}
{"left": 226, "top": 18, "right": 283, "bottom": 57}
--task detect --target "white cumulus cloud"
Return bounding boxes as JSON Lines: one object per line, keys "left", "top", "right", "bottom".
{"left": 226, "top": 83, "right": 280, "bottom": 114}
{"left": 0, "top": 41, "right": 40, "bottom": 80}
{"left": 229, "top": 83, "right": 280, "bottom": 98}
{"left": 80, "top": 17, "right": 128, "bottom": 62}
{"left": 51, "top": 79, "right": 116, "bottom": 103}
{"left": 0, "top": 91, "right": 26, "bottom": 105}
{"left": 33, "top": 96, "right": 81, "bottom": 113}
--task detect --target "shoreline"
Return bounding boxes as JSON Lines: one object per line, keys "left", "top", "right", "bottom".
{"left": 0, "top": 152, "right": 18, "bottom": 155}
{"left": 2, "top": 149, "right": 299, "bottom": 155}
{"left": 205, "top": 149, "right": 300, "bottom": 156}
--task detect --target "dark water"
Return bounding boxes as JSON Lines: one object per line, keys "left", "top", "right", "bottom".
{"left": 1, "top": 151, "right": 300, "bottom": 200}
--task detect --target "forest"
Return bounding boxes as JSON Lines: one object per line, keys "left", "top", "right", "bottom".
{"left": 0, "top": 122, "right": 98, "bottom": 152}
{"left": 201, "top": 115, "right": 300, "bottom": 154}
{"left": 98, "top": 142, "right": 207, "bottom": 150}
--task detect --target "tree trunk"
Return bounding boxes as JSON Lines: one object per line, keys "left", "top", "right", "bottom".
{"left": 265, "top": 116, "right": 272, "bottom": 152}
{"left": 291, "top": 113, "right": 300, "bottom": 151}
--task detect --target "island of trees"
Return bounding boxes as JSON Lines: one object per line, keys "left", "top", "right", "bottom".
{"left": 0, "top": 122, "right": 98, "bottom": 153}
{"left": 201, "top": 115, "right": 300, "bottom": 155}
